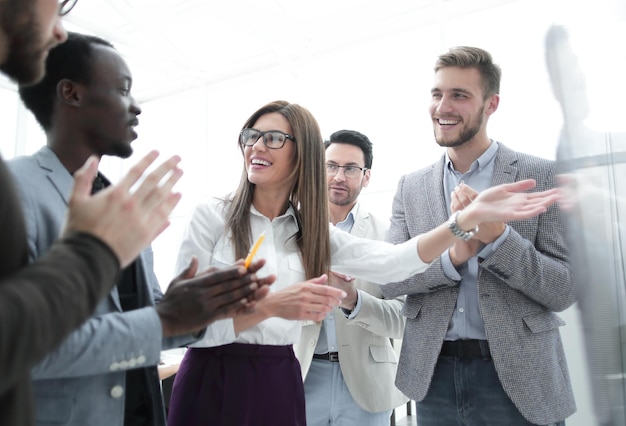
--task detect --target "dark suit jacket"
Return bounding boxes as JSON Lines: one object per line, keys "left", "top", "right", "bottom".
{"left": 0, "top": 155, "right": 120, "bottom": 426}
{"left": 382, "top": 142, "right": 577, "bottom": 424}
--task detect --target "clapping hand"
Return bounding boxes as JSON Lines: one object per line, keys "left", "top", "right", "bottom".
{"left": 157, "top": 257, "right": 275, "bottom": 337}
{"left": 457, "top": 179, "right": 561, "bottom": 229}
{"left": 64, "top": 150, "right": 182, "bottom": 268}
{"left": 451, "top": 183, "right": 506, "bottom": 244}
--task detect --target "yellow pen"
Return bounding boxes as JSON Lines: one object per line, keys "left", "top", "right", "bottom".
{"left": 244, "top": 232, "right": 266, "bottom": 268}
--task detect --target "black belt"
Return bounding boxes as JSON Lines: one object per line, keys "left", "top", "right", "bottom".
{"left": 313, "top": 352, "right": 339, "bottom": 362}
{"left": 440, "top": 340, "right": 490, "bottom": 359}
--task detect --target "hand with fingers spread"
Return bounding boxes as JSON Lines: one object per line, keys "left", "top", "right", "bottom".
{"left": 255, "top": 275, "right": 346, "bottom": 323}
{"left": 455, "top": 179, "right": 561, "bottom": 231}
{"left": 417, "top": 179, "right": 562, "bottom": 264}
{"left": 157, "top": 258, "right": 275, "bottom": 337}
{"left": 62, "top": 150, "right": 182, "bottom": 268}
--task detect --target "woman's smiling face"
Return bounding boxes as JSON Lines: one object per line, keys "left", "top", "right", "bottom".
{"left": 244, "top": 112, "right": 296, "bottom": 192}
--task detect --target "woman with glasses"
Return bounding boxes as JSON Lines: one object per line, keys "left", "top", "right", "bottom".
{"left": 167, "top": 100, "right": 560, "bottom": 426}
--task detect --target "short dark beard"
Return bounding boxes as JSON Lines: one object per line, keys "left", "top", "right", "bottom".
{"left": 435, "top": 105, "right": 485, "bottom": 148}
{"left": 0, "top": 0, "right": 46, "bottom": 85}
{"left": 329, "top": 196, "right": 354, "bottom": 207}
{"left": 328, "top": 185, "right": 361, "bottom": 207}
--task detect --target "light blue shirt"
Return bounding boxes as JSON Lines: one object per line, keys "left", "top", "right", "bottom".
{"left": 441, "top": 141, "right": 510, "bottom": 341}
{"left": 315, "top": 204, "right": 363, "bottom": 355}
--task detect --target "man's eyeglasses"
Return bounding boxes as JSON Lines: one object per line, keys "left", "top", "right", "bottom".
{"left": 326, "top": 164, "right": 368, "bottom": 179}
{"left": 59, "top": 0, "right": 78, "bottom": 16}
{"left": 239, "top": 128, "right": 296, "bottom": 150}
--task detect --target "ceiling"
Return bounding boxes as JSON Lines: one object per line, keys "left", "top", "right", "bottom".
{"left": 50, "top": 0, "right": 520, "bottom": 103}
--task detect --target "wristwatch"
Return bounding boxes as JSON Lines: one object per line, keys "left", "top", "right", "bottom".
{"left": 447, "top": 211, "right": 479, "bottom": 241}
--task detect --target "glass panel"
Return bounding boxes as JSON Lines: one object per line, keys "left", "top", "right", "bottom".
{"left": 548, "top": 2, "right": 626, "bottom": 423}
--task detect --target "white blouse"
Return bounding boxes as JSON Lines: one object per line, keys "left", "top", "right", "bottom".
{"left": 175, "top": 197, "right": 429, "bottom": 347}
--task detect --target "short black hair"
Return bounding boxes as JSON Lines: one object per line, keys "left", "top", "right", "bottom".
{"left": 19, "top": 32, "right": 114, "bottom": 131}
{"left": 324, "top": 129, "right": 373, "bottom": 169}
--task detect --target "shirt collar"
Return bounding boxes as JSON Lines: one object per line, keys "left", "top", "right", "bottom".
{"left": 335, "top": 202, "right": 358, "bottom": 233}
{"left": 250, "top": 201, "right": 298, "bottom": 222}
{"left": 445, "top": 140, "right": 498, "bottom": 173}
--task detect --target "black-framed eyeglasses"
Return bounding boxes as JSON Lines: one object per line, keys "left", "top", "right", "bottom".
{"left": 326, "top": 163, "right": 368, "bottom": 179}
{"left": 239, "top": 128, "right": 296, "bottom": 149}
{"left": 59, "top": 0, "right": 78, "bottom": 16}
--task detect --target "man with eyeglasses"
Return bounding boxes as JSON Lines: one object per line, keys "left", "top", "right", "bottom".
{"left": 0, "top": 1, "right": 270, "bottom": 425}
{"left": 296, "top": 130, "right": 408, "bottom": 426}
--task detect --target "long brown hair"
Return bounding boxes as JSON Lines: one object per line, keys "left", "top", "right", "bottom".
{"left": 225, "top": 100, "right": 331, "bottom": 279}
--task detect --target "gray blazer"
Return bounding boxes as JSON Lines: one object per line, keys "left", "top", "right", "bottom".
{"left": 296, "top": 204, "right": 409, "bottom": 413}
{"left": 382, "top": 143, "right": 576, "bottom": 425}
{"left": 8, "top": 147, "right": 194, "bottom": 426}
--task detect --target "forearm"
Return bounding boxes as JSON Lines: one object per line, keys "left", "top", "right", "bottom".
{"left": 330, "top": 229, "right": 431, "bottom": 283}
{"left": 0, "top": 232, "right": 119, "bottom": 389}
{"left": 31, "top": 307, "right": 162, "bottom": 379}
{"left": 416, "top": 222, "right": 459, "bottom": 264}
{"left": 384, "top": 208, "right": 457, "bottom": 298}
{"left": 233, "top": 303, "right": 271, "bottom": 335}
{"left": 381, "top": 255, "right": 459, "bottom": 299}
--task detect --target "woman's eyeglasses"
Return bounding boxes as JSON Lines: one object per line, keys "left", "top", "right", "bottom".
{"left": 239, "top": 128, "right": 296, "bottom": 149}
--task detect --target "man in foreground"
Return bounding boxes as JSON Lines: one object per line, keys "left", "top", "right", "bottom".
{"left": 383, "top": 46, "right": 575, "bottom": 425}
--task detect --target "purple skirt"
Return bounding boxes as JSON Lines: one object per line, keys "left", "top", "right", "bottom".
{"left": 167, "top": 343, "right": 305, "bottom": 426}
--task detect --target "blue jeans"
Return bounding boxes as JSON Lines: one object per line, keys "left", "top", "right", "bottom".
{"left": 304, "top": 358, "right": 392, "bottom": 426}
{"left": 415, "top": 356, "right": 566, "bottom": 426}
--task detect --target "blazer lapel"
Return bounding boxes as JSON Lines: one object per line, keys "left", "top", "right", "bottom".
{"left": 35, "top": 147, "right": 74, "bottom": 206}
{"left": 490, "top": 143, "right": 519, "bottom": 186}
{"left": 427, "top": 147, "right": 518, "bottom": 224}
{"left": 350, "top": 204, "right": 370, "bottom": 238}
{"left": 431, "top": 156, "right": 450, "bottom": 220}
{"left": 35, "top": 146, "right": 124, "bottom": 312}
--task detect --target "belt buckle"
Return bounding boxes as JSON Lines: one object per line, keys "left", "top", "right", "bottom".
{"left": 329, "top": 352, "right": 339, "bottom": 362}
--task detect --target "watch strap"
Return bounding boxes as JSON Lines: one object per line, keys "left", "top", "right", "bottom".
{"left": 447, "top": 211, "right": 478, "bottom": 241}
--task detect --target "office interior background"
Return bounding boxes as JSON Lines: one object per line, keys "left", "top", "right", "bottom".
{"left": 2, "top": 0, "right": 625, "bottom": 424}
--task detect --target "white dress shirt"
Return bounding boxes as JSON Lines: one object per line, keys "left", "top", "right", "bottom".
{"left": 175, "top": 197, "right": 428, "bottom": 348}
